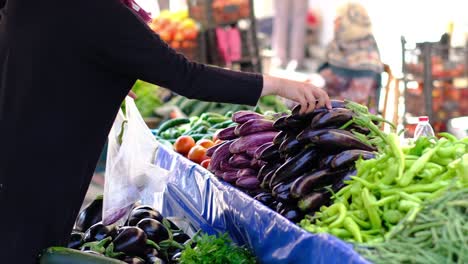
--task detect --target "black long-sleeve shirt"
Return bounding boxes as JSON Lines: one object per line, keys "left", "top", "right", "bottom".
{"left": 0, "top": 0, "right": 262, "bottom": 262}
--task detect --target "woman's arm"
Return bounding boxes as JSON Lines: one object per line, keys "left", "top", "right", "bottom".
{"left": 86, "top": 0, "right": 329, "bottom": 112}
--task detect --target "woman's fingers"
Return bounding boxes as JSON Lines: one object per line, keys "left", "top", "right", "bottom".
{"left": 303, "top": 88, "right": 317, "bottom": 113}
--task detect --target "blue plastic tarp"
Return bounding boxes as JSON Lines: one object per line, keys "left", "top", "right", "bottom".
{"left": 152, "top": 144, "right": 370, "bottom": 264}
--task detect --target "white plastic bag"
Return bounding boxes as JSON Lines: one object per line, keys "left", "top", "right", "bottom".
{"left": 102, "top": 97, "right": 169, "bottom": 225}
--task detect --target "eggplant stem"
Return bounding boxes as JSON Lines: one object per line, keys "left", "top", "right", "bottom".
{"left": 146, "top": 239, "right": 161, "bottom": 251}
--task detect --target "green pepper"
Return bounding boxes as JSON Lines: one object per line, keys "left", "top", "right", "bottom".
{"left": 437, "top": 132, "right": 457, "bottom": 142}
{"left": 329, "top": 228, "right": 352, "bottom": 238}
{"left": 375, "top": 195, "right": 399, "bottom": 207}
{"left": 328, "top": 203, "right": 347, "bottom": 228}
{"left": 362, "top": 188, "right": 382, "bottom": 229}
{"left": 401, "top": 180, "right": 450, "bottom": 193}
{"left": 381, "top": 158, "right": 398, "bottom": 185}
{"left": 349, "top": 214, "right": 371, "bottom": 229}
{"left": 343, "top": 217, "right": 362, "bottom": 243}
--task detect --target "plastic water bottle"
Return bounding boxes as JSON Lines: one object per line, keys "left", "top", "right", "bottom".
{"left": 413, "top": 116, "right": 435, "bottom": 140}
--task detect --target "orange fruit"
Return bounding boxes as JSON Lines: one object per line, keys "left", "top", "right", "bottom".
{"left": 187, "top": 145, "right": 208, "bottom": 164}
{"left": 174, "top": 136, "right": 195, "bottom": 155}
{"left": 197, "top": 139, "right": 214, "bottom": 149}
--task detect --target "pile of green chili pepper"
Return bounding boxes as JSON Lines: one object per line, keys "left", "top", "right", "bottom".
{"left": 299, "top": 128, "right": 468, "bottom": 243}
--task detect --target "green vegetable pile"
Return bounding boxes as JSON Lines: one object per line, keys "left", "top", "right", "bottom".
{"left": 358, "top": 187, "right": 468, "bottom": 264}
{"left": 179, "top": 233, "right": 257, "bottom": 264}
{"left": 127, "top": 80, "right": 162, "bottom": 117}
{"left": 299, "top": 102, "right": 468, "bottom": 244}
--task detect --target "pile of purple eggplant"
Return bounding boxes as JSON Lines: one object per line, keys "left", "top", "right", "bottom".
{"left": 207, "top": 111, "right": 280, "bottom": 191}
{"left": 69, "top": 197, "right": 191, "bottom": 264}
{"left": 208, "top": 101, "right": 377, "bottom": 222}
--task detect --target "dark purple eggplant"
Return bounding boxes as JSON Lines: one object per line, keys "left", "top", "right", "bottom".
{"left": 229, "top": 131, "right": 278, "bottom": 154}
{"left": 122, "top": 256, "right": 145, "bottom": 264}
{"left": 311, "top": 108, "right": 354, "bottom": 129}
{"left": 127, "top": 209, "right": 164, "bottom": 226}
{"left": 261, "top": 170, "right": 276, "bottom": 189}
{"left": 173, "top": 232, "right": 190, "bottom": 244}
{"left": 222, "top": 171, "right": 240, "bottom": 183}
{"left": 234, "top": 119, "right": 275, "bottom": 136}
{"left": 275, "top": 202, "right": 287, "bottom": 213}
{"left": 220, "top": 160, "right": 237, "bottom": 171}
{"left": 309, "top": 111, "right": 327, "bottom": 128}
{"left": 113, "top": 227, "right": 149, "bottom": 257}
{"left": 75, "top": 195, "right": 103, "bottom": 232}
{"left": 291, "top": 106, "right": 327, "bottom": 121}
{"left": 269, "top": 200, "right": 279, "bottom": 210}
{"left": 232, "top": 111, "right": 264, "bottom": 124}
{"left": 253, "top": 192, "right": 275, "bottom": 206}
{"left": 273, "top": 131, "right": 288, "bottom": 146}
{"left": 313, "top": 130, "right": 376, "bottom": 151}
{"left": 285, "top": 116, "right": 309, "bottom": 130}
{"left": 68, "top": 231, "right": 85, "bottom": 249}
{"left": 237, "top": 168, "right": 257, "bottom": 178}
{"left": 250, "top": 158, "right": 266, "bottom": 170}
{"left": 319, "top": 155, "right": 336, "bottom": 169}
{"left": 280, "top": 207, "right": 304, "bottom": 222}
{"left": 136, "top": 218, "right": 169, "bottom": 244}
{"left": 217, "top": 127, "right": 237, "bottom": 140}
{"left": 132, "top": 205, "right": 156, "bottom": 212}
{"left": 278, "top": 136, "right": 302, "bottom": 156}
{"left": 330, "top": 170, "right": 357, "bottom": 192}
{"left": 257, "top": 163, "right": 281, "bottom": 182}
{"left": 298, "top": 192, "right": 331, "bottom": 212}
{"left": 83, "top": 223, "right": 117, "bottom": 243}
{"left": 272, "top": 180, "right": 294, "bottom": 198}
{"left": 253, "top": 142, "right": 273, "bottom": 160}
{"left": 331, "top": 150, "right": 375, "bottom": 169}
{"left": 291, "top": 100, "right": 346, "bottom": 115}
{"left": 273, "top": 116, "right": 289, "bottom": 131}
{"left": 236, "top": 176, "right": 260, "bottom": 190}
{"left": 269, "top": 147, "right": 319, "bottom": 187}
{"left": 290, "top": 168, "right": 349, "bottom": 199}
{"left": 296, "top": 128, "right": 333, "bottom": 143}
{"left": 208, "top": 140, "right": 233, "bottom": 172}
{"left": 228, "top": 154, "right": 251, "bottom": 168}
{"left": 259, "top": 144, "right": 280, "bottom": 161}
{"left": 275, "top": 190, "right": 296, "bottom": 203}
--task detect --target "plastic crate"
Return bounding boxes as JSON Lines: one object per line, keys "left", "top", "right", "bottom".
{"left": 187, "top": 0, "right": 251, "bottom": 28}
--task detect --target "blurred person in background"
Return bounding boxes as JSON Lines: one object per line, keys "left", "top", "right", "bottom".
{"left": 318, "top": 2, "right": 383, "bottom": 110}
{"left": 272, "top": 0, "right": 308, "bottom": 71}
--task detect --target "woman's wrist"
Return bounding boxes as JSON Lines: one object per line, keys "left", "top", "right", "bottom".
{"left": 261, "top": 75, "right": 281, "bottom": 97}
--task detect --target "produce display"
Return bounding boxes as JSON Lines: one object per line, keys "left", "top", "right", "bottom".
{"left": 165, "top": 95, "right": 288, "bottom": 117}
{"left": 149, "top": 10, "right": 199, "bottom": 51}
{"left": 41, "top": 197, "right": 256, "bottom": 264}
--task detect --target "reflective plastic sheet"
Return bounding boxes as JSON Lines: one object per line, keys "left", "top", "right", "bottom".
{"left": 152, "top": 144, "right": 370, "bottom": 264}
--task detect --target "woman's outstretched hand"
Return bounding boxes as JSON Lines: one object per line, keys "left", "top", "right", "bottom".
{"left": 262, "top": 75, "right": 332, "bottom": 113}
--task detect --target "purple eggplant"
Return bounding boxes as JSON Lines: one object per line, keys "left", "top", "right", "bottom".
{"left": 273, "top": 116, "right": 289, "bottom": 131}
{"left": 136, "top": 218, "right": 169, "bottom": 244}
{"left": 217, "top": 126, "right": 237, "bottom": 140}
{"left": 278, "top": 136, "right": 302, "bottom": 156}
{"left": 269, "top": 147, "right": 319, "bottom": 187}
{"left": 291, "top": 106, "right": 327, "bottom": 121}
{"left": 279, "top": 207, "right": 304, "bottom": 223}
{"left": 273, "top": 131, "right": 288, "bottom": 146}
{"left": 113, "top": 227, "right": 149, "bottom": 257}
{"left": 253, "top": 192, "right": 275, "bottom": 206}
{"left": 68, "top": 231, "right": 85, "bottom": 249}
{"left": 222, "top": 171, "right": 240, "bottom": 183}
{"left": 296, "top": 128, "right": 334, "bottom": 143}
{"left": 236, "top": 176, "right": 260, "bottom": 190}
{"left": 253, "top": 142, "right": 273, "bottom": 160}
{"left": 258, "top": 163, "right": 281, "bottom": 181}
{"left": 319, "top": 155, "right": 336, "bottom": 169}
{"left": 285, "top": 116, "right": 309, "bottom": 130}
{"left": 75, "top": 196, "right": 103, "bottom": 232}
{"left": 127, "top": 209, "right": 164, "bottom": 226}
{"left": 311, "top": 108, "right": 355, "bottom": 129}
{"left": 258, "top": 144, "right": 280, "bottom": 161}
{"left": 313, "top": 130, "right": 376, "bottom": 151}
{"left": 298, "top": 191, "right": 331, "bottom": 212}
{"left": 83, "top": 222, "right": 117, "bottom": 243}
{"left": 232, "top": 111, "right": 264, "bottom": 124}
{"left": 122, "top": 256, "right": 146, "bottom": 264}
{"left": 229, "top": 131, "right": 278, "bottom": 154}
{"left": 249, "top": 158, "right": 266, "bottom": 170}
{"left": 261, "top": 170, "right": 275, "bottom": 189}
{"left": 237, "top": 168, "right": 257, "bottom": 178}
{"left": 272, "top": 181, "right": 296, "bottom": 203}
{"left": 206, "top": 143, "right": 223, "bottom": 157}
{"left": 228, "top": 154, "right": 251, "bottom": 168}
{"left": 292, "top": 100, "right": 346, "bottom": 115}
{"left": 234, "top": 119, "right": 275, "bottom": 136}
{"left": 331, "top": 150, "right": 375, "bottom": 169}
{"left": 208, "top": 140, "right": 233, "bottom": 172}
{"left": 290, "top": 168, "right": 349, "bottom": 199}
{"left": 330, "top": 169, "right": 356, "bottom": 192}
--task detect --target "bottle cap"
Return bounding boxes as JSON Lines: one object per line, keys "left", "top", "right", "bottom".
{"left": 418, "top": 116, "right": 429, "bottom": 122}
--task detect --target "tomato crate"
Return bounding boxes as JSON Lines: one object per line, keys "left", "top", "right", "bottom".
{"left": 187, "top": 0, "right": 252, "bottom": 28}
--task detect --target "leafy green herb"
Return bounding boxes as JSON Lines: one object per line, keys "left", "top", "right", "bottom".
{"left": 179, "top": 233, "right": 257, "bottom": 264}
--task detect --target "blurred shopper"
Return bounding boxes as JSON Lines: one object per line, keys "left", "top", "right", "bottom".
{"left": 319, "top": 2, "right": 383, "bottom": 108}
{"left": 272, "top": 0, "right": 308, "bottom": 71}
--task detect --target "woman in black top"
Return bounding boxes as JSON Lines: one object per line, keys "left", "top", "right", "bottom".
{"left": 0, "top": 0, "right": 330, "bottom": 261}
